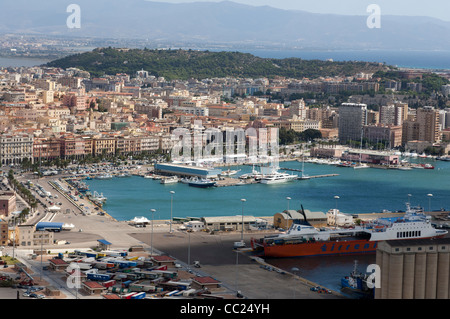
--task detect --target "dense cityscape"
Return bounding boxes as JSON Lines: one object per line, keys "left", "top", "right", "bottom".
{"left": 0, "top": 56, "right": 449, "bottom": 167}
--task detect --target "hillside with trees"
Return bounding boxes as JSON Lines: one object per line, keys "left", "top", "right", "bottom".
{"left": 46, "top": 47, "right": 392, "bottom": 80}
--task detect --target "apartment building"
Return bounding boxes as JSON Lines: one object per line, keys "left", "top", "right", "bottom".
{"left": 338, "top": 103, "right": 368, "bottom": 144}
{"left": 60, "top": 136, "right": 88, "bottom": 159}
{"left": 92, "top": 135, "right": 117, "bottom": 157}
{"left": 116, "top": 136, "right": 141, "bottom": 155}
{"left": 416, "top": 106, "right": 441, "bottom": 143}
{"left": 33, "top": 137, "right": 61, "bottom": 162}
{"left": 0, "top": 192, "right": 16, "bottom": 218}
{"left": 402, "top": 106, "right": 440, "bottom": 144}
{"left": 0, "top": 220, "right": 8, "bottom": 246}
{"left": 364, "top": 124, "right": 403, "bottom": 148}
{"left": 273, "top": 119, "right": 321, "bottom": 133}
{"left": 0, "top": 133, "right": 34, "bottom": 165}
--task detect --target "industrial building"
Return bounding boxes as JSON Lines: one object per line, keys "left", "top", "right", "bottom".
{"left": 201, "top": 215, "right": 267, "bottom": 232}
{"left": 376, "top": 238, "right": 450, "bottom": 299}
{"left": 273, "top": 209, "right": 327, "bottom": 229}
{"left": 154, "top": 163, "right": 222, "bottom": 179}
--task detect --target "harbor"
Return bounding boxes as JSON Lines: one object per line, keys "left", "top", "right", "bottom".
{"left": 5, "top": 154, "right": 449, "bottom": 300}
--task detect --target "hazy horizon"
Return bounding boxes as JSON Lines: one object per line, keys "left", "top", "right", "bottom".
{"left": 156, "top": 0, "right": 450, "bottom": 22}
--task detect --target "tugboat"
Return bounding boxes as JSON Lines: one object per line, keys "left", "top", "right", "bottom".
{"left": 341, "top": 260, "right": 374, "bottom": 298}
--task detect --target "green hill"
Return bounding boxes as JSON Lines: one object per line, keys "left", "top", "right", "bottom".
{"left": 46, "top": 47, "right": 392, "bottom": 80}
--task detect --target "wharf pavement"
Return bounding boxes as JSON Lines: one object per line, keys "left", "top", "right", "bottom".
{"left": 9, "top": 171, "right": 346, "bottom": 300}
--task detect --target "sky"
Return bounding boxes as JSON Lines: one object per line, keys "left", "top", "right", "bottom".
{"left": 156, "top": 0, "right": 450, "bottom": 22}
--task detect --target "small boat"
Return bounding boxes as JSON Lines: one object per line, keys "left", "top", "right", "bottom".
{"left": 188, "top": 177, "right": 217, "bottom": 188}
{"left": 221, "top": 169, "right": 241, "bottom": 177}
{"left": 91, "top": 191, "right": 107, "bottom": 205}
{"left": 353, "top": 163, "right": 369, "bottom": 169}
{"left": 180, "top": 177, "right": 191, "bottom": 184}
{"left": 341, "top": 261, "right": 374, "bottom": 299}
{"left": 160, "top": 176, "right": 178, "bottom": 184}
{"left": 96, "top": 173, "right": 113, "bottom": 180}
{"left": 422, "top": 164, "right": 434, "bottom": 169}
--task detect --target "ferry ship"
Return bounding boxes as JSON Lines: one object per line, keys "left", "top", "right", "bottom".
{"left": 251, "top": 204, "right": 448, "bottom": 258}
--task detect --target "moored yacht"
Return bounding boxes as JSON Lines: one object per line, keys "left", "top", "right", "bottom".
{"left": 260, "top": 169, "right": 298, "bottom": 184}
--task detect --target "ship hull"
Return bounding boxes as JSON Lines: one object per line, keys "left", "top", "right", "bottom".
{"left": 260, "top": 239, "right": 378, "bottom": 258}
{"left": 188, "top": 182, "right": 216, "bottom": 188}
{"left": 253, "top": 235, "right": 446, "bottom": 258}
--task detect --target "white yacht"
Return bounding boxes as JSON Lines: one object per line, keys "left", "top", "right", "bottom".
{"left": 160, "top": 176, "right": 179, "bottom": 184}
{"left": 260, "top": 169, "right": 298, "bottom": 184}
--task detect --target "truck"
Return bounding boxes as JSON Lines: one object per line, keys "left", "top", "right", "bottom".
{"left": 130, "top": 292, "right": 146, "bottom": 299}
{"left": 87, "top": 273, "right": 111, "bottom": 281}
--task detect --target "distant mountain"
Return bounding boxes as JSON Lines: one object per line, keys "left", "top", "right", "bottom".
{"left": 1, "top": 0, "right": 450, "bottom": 51}
{"left": 46, "top": 47, "right": 391, "bottom": 80}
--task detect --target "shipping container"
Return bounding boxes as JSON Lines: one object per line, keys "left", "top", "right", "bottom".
{"left": 102, "top": 280, "right": 116, "bottom": 288}
{"left": 165, "top": 290, "right": 179, "bottom": 297}
{"left": 111, "top": 287, "right": 130, "bottom": 294}
{"left": 122, "top": 292, "right": 136, "bottom": 299}
{"left": 87, "top": 273, "right": 111, "bottom": 281}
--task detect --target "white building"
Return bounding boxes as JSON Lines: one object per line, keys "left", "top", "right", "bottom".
{"left": 326, "top": 209, "right": 354, "bottom": 227}
{"left": 0, "top": 133, "right": 34, "bottom": 165}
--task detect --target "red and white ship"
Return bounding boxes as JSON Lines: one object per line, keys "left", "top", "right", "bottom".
{"left": 251, "top": 204, "right": 447, "bottom": 258}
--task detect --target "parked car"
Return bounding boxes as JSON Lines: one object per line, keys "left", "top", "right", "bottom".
{"left": 27, "top": 286, "right": 44, "bottom": 293}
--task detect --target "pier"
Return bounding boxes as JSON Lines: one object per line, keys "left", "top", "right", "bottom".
{"left": 280, "top": 167, "right": 303, "bottom": 172}
{"left": 303, "top": 174, "right": 339, "bottom": 179}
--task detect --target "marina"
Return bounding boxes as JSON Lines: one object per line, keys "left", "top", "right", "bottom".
{"left": 82, "top": 157, "right": 449, "bottom": 222}
{"left": 51, "top": 156, "right": 450, "bottom": 298}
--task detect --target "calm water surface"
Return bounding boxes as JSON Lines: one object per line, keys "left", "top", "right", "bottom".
{"left": 84, "top": 159, "right": 450, "bottom": 298}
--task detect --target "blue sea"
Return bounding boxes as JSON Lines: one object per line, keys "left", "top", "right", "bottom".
{"left": 0, "top": 57, "right": 50, "bottom": 68}
{"left": 84, "top": 158, "right": 450, "bottom": 297}
{"left": 85, "top": 159, "right": 450, "bottom": 222}
{"left": 241, "top": 49, "right": 450, "bottom": 70}
{"left": 1, "top": 49, "right": 450, "bottom": 70}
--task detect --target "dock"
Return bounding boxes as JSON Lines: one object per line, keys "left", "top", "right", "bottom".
{"left": 300, "top": 174, "right": 339, "bottom": 179}
{"left": 280, "top": 167, "right": 303, "bottom": 172}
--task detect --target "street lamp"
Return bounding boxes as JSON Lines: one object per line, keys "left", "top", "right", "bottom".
{"left": 334, "top": 196, "right": 340, "bottom": 228}
{"left": 150, "top": 208, "right": 156, "bottom": 257}
{"left": 427, "top": 194, "right": 433, "bottom": 212}
{"left": 11, "top": 213, "right": 17, "bottom": 260}
{"left": 169, "top": 191, "right": 175, "bottom": 233}
{"left": 187, "top": 224, "right": 192, "bottom": 269}
{"left": 240, "top": 199, "right": 246, "bottom": 242}
{"left": 334, "top": 195, "right": 340, "bottom": 210}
